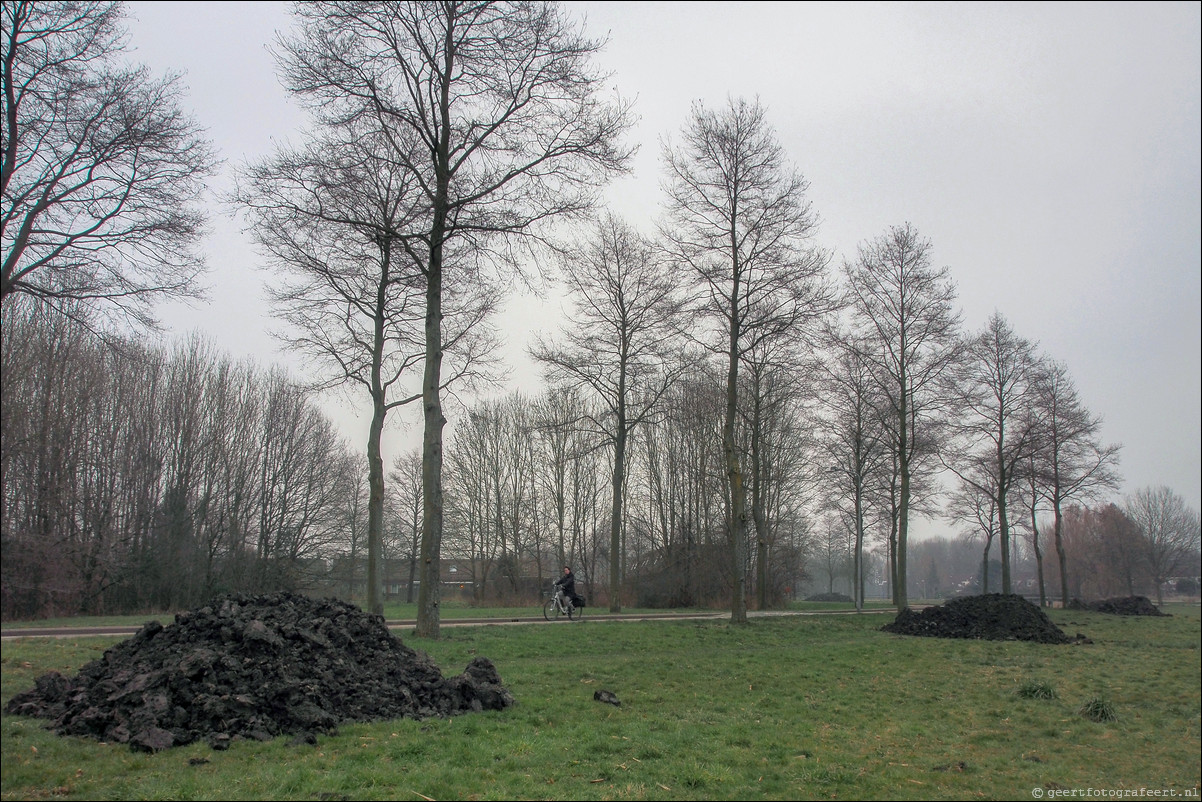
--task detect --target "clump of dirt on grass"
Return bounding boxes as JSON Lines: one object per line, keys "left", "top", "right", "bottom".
{"left": 1076, "top": 595, "right": 1170, "bottom": 616}
{"left": 3, "top": 591, "right": 514, "bottom": 752}
{"left": 881, "top": 593, "right": 1079, "bottom": 644}
{"left": 805, "top": 592, "right": 853, "bottom": 603}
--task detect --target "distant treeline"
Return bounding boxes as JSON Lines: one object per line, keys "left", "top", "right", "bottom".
{"left": 1, "top": 302, "right": 360, "bottom": 619}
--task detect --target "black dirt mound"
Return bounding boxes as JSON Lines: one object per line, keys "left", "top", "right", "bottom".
{"left": 1088, "top": 596, "right": 1169, "bottom": 616}
{"left": 805, "top": 592, "right": 853, "bottom": 603}
{"left": 881, "top": 593, "right": 1075, "bottom": 644}
{"left": 3, "top": 591, "right": 514, "bottom": 752}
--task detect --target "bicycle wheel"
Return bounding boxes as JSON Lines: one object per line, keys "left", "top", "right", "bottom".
{"left": 568, "top": 601, "right": 582, "bottom": 621}
{"left": 543, "top": 598, "right": 557, "bottom": 621}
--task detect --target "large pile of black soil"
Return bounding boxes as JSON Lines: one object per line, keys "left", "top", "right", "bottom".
{"left": 881, "top": 593, "right": 1076, "bottom": 644}
{"left": 3, "top": 592, "right": 514, "bottom": 752}
{"left": 1085, "top": 595, "right": 1170, "bottom": 616}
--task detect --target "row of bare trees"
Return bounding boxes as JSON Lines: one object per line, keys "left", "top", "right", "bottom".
{"left": 0, "top": 302, "right": 360, "bottom": 619}
{"left": 814, "top": 489, "right": 1200, "bottom": 606}
{"left": 426, "top": 372, "right": 813, "bottom": 611}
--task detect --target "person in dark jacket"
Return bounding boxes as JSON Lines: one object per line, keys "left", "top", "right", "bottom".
{"left": 553, "top": 565, "right": 584, "bottom": 608}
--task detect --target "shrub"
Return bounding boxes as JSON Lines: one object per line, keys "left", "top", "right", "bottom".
{"left": 1016, "top": 680, "right": 1057, "bottom": 700}
{"left": 1079, "top": 696, "right": 1118, "bottom": 722}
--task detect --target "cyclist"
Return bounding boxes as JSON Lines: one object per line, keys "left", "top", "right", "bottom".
{"left": 554, "top": 565, "right": 584, "bottom": 609}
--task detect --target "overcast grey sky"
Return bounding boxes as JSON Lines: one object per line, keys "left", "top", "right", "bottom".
{"left": 125, "top": 1, "right": 1201, "bottom": 525}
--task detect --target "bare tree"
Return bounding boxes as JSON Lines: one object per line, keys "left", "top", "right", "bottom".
{"left": 1030, "top": 359, "right": 1121, "bottom": 607}
{"left": 496, "top": 393, "right": 536, "bottom": 598}
{"left": 639, "top": 371, "right": 730, "bottom": 605}
{"left": 813, "top": 514, "right": 851, "bottom": 596}
{"left": 1093, "top": 503, "right": 1146, "bottom": 598}
{"left": 529, "top": 386, "right": 588, "bottom": 582}
{"left": 389, "top": 448, "right": 423, "bottom": 604}
{"left": 661, "top": 96, "right": 833, "bottom": 623}
{"left": 817, "top": 331, "right": 889, "bottom": 611}
{"left": 235, "top": 121, "right": 498, "bottom": 616}
{"left": 1019, "top": 445, "right": 1050, "bottom": 605}
{"left": 945, "top": 469, "right": 999, "bottom": 593}
{"left": 444, "top": 404, "right": 501, "bottom": 602}
{"left": 743, "top": 340, "right": 814, "bottom": 610}
{"left": 944, "top": 311, "right": 1040, "bottom": 594}
{"left": 843, "top": 222, "right": 962, "bottom": 610}
{"left": 340, "top": 461, "right": 369, "bottom": 601}
{"left": 277, "top": 1, "right": 633, "bottom": 637}
{"left": 531, "top": 214, "right": 686, "bottom": 612}
{"left": 1125, "top": 486, "right": 1200, "bottom": 605}
{"left": 2, "top": 0, "right": 215, "bottom": 327}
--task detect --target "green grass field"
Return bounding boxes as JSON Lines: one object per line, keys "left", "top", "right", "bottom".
{"left": 2, "top": 605, "right": 1199, "bottom": 800}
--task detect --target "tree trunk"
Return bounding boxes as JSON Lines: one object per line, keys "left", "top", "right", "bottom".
{"left": 725, "top": 330, "right": 748, "bottom": 624}
{"left": 1029, "top": 471, "right": 1046, "bottom": 606}
{"left": 750, "top": 391, "right": 769, "bottom": 611}
{"left": 416, "top": 35, "right": 454, "bottom": 640}
{"left": 853, "top": 484, "right": 865, "bottom": 612}
{"left": 724, "top": 218, "right": 748, "bottom": 624}
{"left": 609, "top": 426, "right": 625, "bottom": 613}
{"left": 366, "top": 395, "right": 386, "bottom": 617}
{"left": 406, "top": 508, "right": 418, "bottom": 604}
{"left": 416, "top": 251, "right": 445, "bottom": 638}
{"left": 895, "top": 376, "right": 910, "bottom": 610}
{"left": 897, "top": 454, "right": 911, "bottom": 611}
{"left": 981, "top": 536, "right": 992, "bottom": 593}
{"left": 998, "top": 494, "right": 1011, "bottom": 595}
{"left": 997, "top": 462, "right": 1011, "bottom": 594}
{"left": 1053, "top": 499, "right": 1069, "bottom": 608}
{"left": 609, "top": 358, "right": 628, "bottom": 613}
{"left": 367, "top": 247, "right": 389, "bottom": 617}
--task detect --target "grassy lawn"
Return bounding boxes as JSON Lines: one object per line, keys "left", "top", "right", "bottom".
{"left": 2, "top": 605, "right": 1198, "bottom": 800}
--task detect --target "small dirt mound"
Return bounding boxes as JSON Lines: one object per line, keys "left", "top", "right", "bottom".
{"left": 3, "top": 592, "right": 514, "bottom": 751}
{"left": 881, "top": 594, "right": 1075, "bottom": 644}
{"left": 1088, "top": 596, "right": 1169, "bottom": 616}
{"left": 806, "top": 592, "right": 853, "bottom": 603}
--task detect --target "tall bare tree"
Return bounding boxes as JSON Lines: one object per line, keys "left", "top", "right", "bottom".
{"left": 278, "top": 1, "right": 633, "bottom": 637}
{"left": 843, "top": 222, "right": 962, "bottom": 611}
{"left": 944, "top": 311, "right": 1040, "bottom": 594}
{"left": 2, "top": 0, "right": 215, "bottom": 327}
{"left": 531, "top": 214, "right": 685, "bottom": 612}
{"left": 1124, "top": 486, "right": 1200, "bottom": 605}
{"left": 236, "top": 122, "right": 498, "bottom": 616}
{"left": 1030, "top": 359, "right": 1121, "bottom": 607}
{"left": 661, "top": 96, "right": 832, "bottom": 623}
{"left": 817, "top": 331, "right": 888, "bottom": 611}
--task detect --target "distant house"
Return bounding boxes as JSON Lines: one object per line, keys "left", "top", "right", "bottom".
{"left": 325, "top": 556, "right": 477, "bottom": 601}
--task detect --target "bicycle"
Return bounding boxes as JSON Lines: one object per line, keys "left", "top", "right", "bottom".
{"left": 543, "top": 585, "right": 583, "bottom": 621}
